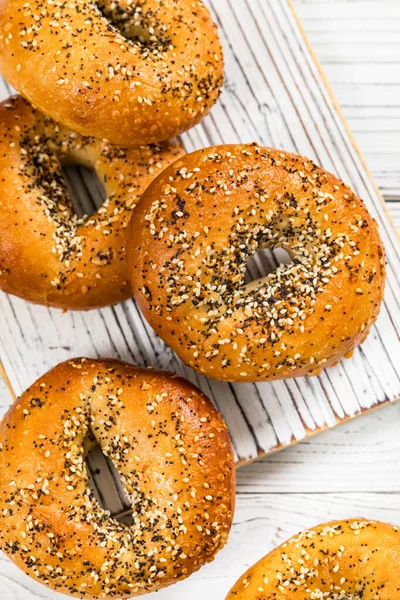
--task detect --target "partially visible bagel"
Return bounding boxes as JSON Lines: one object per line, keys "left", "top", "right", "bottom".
{"left": 0, "top": 0, "right": 224, "bottom": 145}
{"left": 0, "top": 96, "right": 184, "bottom": 309}
{"left": 127, "top": 144, "right": 386, "bottom": 382}
{"left": 226, "top": 519, "right": 400, "bottom": 600}
{"left": 0, "top": 358, "right": 235, "bottom": 598}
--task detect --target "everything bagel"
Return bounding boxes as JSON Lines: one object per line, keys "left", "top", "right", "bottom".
{"left": 0, "top": 358, "right": 235, "bottom": 598}
{"left": 0, "top": 0, "right": 223, "bottom": 145}
{"left": 127, "top": 144, "right": 385, "bottom": 382}
{"left": 226, "top": 519, "right": 400, "bottom": 599}
{"left": 0, "top": 96, "right": 184, "bottom": 309}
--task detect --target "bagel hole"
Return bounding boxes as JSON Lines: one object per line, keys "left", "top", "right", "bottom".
{"left": 96, "top": 1, "right": 170, "bottom": 49}
{"left": 85, "top": 438, "right": 133, "bottom": 524}
{"left": 244, "top": 247, "right": 293, "bottom": 284}
{"left": 62, "top": 164, "right": 106, "bottom": 218}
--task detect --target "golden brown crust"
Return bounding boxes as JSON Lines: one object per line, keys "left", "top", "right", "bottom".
{"left": 226, "top": 519, "right": 400, "bottom": 599}
{"left": 127, "top": 143, "right": 386, "bottom": 382}
{"left": 0, "top": 358, "right": 235, "bottom": 598}
{"left": 0, "top": 96, "right": 184, "bottom": 309}
{"left": 0, "top": 0, "right": 223, "bottom": 145}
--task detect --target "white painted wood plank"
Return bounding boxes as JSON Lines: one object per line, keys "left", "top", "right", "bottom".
{"left": 296, "top": 1, "right": 400, "bottom": 19}
{"left": 388, "top": 202, "right": 400, "bottom": 229}
{"left": 295, "top": 0, "right": 400, "bottom": 198}
{"left": 237, "top": 402, "right": 400, "bottom": 493}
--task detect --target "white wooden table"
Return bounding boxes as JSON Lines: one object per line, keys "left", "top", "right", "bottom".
{"left": 1, "top": 1, "right": 399, "bottom": 598}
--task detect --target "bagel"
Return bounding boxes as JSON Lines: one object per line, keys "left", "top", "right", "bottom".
{"left": 127, "top": 144, "right": 385, "bottom": 382}
{"left": 0, "top": 95, "right": 184, "bottom": 310}
{"left": 0, "top": 358, "right": 235, "bottom": 598}
{"left": 0, "top": 0, "right": 223, "bottom": 146}
{"left": 226, "top": 519, "right": 400, "bottom": 599}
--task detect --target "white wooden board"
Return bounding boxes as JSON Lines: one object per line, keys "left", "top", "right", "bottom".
{"left": 0, "top": 1, "right": 400, "bottom": 599}
{"left": 1, "top": 0, "right": 400, "bottom": 464}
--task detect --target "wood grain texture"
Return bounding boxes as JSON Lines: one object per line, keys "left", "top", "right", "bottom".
{"left": 297, "top": 0, "right": 400, "bottom": 202}
{"left": 0, "top": 0, "right": 399, "bottom": 462}
{"left": 0, "top": 0, "right": 400, "bottom": 597}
